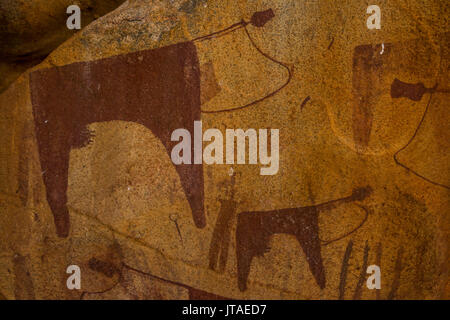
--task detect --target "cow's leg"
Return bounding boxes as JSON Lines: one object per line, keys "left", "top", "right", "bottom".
{"left": 36, "top": 126, "right": 71, "bottom": 238}
{"left": 147, "top": 121, "right": 205, "bottom": 229}
{"left": 236, "top": 213, "right": 268, "bottom": 291}
{"left": 172, "top": 164, "right": 205, "bottom": 228}
{"left": 295, "top": 210, "right": 326, "bottom": 289}
{"left": 236, "top": 224, "right": 254, "bottom": 291}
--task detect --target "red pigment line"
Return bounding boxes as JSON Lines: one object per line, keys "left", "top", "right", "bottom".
{"left": 339, "top": 240, "right": 353, "bottom": 300}
{"left": 300, "top": 96, "right": 311, "bottom": 110}
{"left": 393, "top": 88, "right": 450, "bottom": 190}
{"left": 375, "top": 242, "right": 382, "bottom": 300}
{"left": 353, "top": 241, "right": 370, "bottom": 300}
{"left": 327, "top": 37, "right": 334, "bottom": 50}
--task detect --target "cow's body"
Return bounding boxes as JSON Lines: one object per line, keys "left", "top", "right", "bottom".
{"left": 29, "top": 41, "right": 205, "bottom": 237}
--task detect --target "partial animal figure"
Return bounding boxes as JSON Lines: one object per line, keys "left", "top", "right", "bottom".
{"left": 29, "top": 9, "right": 283, "bottom": 238}
{"left": 236, "top": 186, "right": 372, "bottom": 291}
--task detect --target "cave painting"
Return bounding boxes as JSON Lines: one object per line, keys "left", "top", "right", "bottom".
{"left": 391, "top": 78, "right": 450, "bottom": 190}
{"left": 352, "top": 43, "right": 386, "bottom": 153}
{"left": 30, "top": 42, "right": 204, "bottom": 237}
{"left": 351, "top": 33, "right": 449, "bottom": 190}
{"left": 236, "top": 186, "right": 372, "bottom": 291}
{"left": 351, "top": 35, "right": 447, "bottom": 154}
{"left": 208, "top": 173, "right": 238, "bottom": 272}
{"left": 29, "top": 9, "right": 292, "bottom": 237}
{"left": 390, "top": 78, "right": 439, "bottom": 101}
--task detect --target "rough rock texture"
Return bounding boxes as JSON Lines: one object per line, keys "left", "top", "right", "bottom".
{"left": 0, "top": 0, "right": 126, "bottom": 93}
{"left": 0, "top": 0, "right": 448, "bottom": 299}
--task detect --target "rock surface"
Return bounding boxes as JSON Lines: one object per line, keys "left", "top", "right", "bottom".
{"left": 0, "top": 0, "right": 126, "bottom": 93}
{"left": 0, "top": 0, "right": 448, "bottom": 299}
